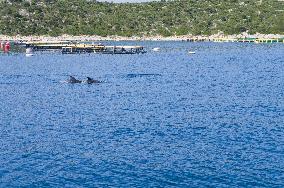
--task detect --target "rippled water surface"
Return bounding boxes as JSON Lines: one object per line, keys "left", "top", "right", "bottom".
{"left": 0, "top": 42, "right": 284, "bottom": 187}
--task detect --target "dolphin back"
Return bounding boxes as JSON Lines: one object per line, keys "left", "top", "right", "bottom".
{"left": 86, "top": 77, "right": 100, "bottom": 83}
{"left": 64, "top": 76, "right": 101, "bottom": 84}
{"left": 68, "top": 76, "right": 81, "bottom": 83}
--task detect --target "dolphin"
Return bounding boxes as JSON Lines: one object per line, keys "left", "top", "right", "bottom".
{"left": 85, "top": 77, "right": 101, "bottom": 84}
{"left": 67, "top": 76, "right": 82, "bottom": 83}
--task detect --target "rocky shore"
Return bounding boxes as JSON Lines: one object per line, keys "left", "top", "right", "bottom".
{"left": 0, "top": 33, "right": 283, "bottom": 42}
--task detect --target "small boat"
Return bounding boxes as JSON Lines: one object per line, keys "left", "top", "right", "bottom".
{"left": 25, "top": 47, "right": 34, "bottom": 57}
{"left": 188, "top": 51, "right": 195, "bottom": 54}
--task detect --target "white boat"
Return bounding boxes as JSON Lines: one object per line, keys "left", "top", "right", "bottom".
{"left": 25, "top": 47, "right": 34, "bottom": 57}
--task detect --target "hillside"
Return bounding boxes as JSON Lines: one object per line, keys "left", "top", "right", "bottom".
{"left": 0, "top": 0, "right": 283, "bottom": 36}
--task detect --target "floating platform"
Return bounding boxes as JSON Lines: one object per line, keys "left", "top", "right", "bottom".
{"left": 24, "top": 42, "right": 146, "bottom": 54}
{"left": 255, "top": 38, "right": 284, "bottom": 43}
{"left": 62, "top": 45, "right": 146, "bottom": 54}
{"left": 211, "top": 37, "right": 284, "bottom": 43}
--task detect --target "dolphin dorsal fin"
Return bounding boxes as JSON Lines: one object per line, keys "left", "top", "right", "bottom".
{"left": 70, "top": 76, "right": 78, "bottom": 81}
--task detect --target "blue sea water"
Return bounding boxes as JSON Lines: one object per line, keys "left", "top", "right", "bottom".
{"left": 0, "top": 41, "right": 284, "bottom": 187}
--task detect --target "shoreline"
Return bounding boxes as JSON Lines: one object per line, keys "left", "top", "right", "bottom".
{"left": 0, "top": 33, "right": 283, "bottom": 42}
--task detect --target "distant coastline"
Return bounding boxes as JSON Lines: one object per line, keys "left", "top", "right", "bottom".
{"left": 1, "top": 33, "right": 283, "bottom": 42}
{"left": 1, "top": 1, "right": 282, "bottom": 39}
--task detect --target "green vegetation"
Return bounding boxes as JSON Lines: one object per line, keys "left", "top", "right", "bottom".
{"left": 0, "top": 0, "right": 283, "bottom": 36}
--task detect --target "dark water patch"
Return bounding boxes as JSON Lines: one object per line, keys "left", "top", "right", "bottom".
{"left": 0, "top": 82, "right": 30, "bottom": 85}
{"left": 125, "top": 73, "right": 162, "bottom": 78}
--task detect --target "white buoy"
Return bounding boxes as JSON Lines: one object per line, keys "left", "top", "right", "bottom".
{"left": 26, "top": 47, "right": 34, "bottom": 57}
{"left": 152, "top": 47, "right": 160, "bottom": 52}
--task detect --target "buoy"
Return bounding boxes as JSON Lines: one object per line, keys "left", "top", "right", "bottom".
{"left": 4, "top": 41, "right": 10, "bottom": 52}
{"left": 152, "top": 47, "right": 160, "bottom": 52}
